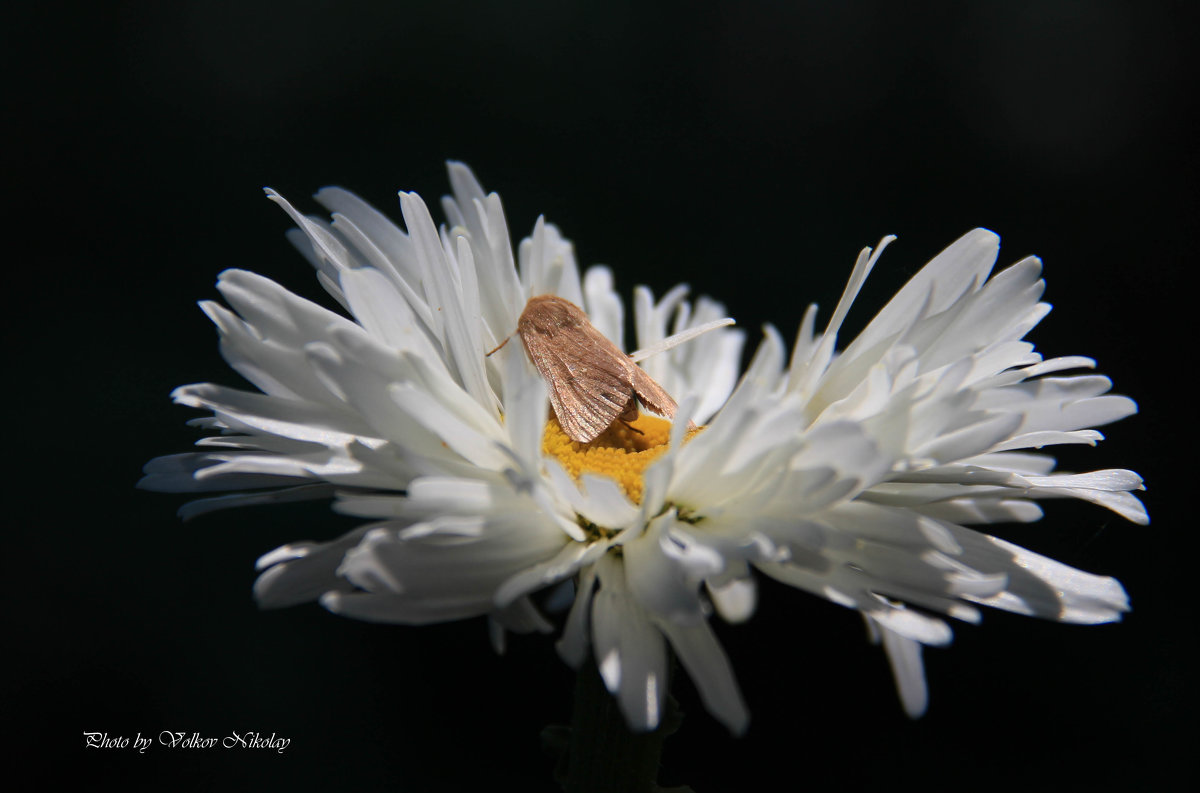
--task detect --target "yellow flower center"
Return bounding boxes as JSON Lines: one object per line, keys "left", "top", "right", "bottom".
{"left": 542, "top": 412, "right": 689, "bottom": 504}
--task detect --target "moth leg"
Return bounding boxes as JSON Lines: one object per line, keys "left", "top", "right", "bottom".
{"left": 617, "top": 397, "right": 644, "bottom": 436}
{"left": 485, "top": 334, "right": 513, "bottom": 357}
{"left": 618, "top": 418, "right": 645, "bottom": 436}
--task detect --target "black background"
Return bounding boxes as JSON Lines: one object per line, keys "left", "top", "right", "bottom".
{"left": 9, "top": 1, "right": 1194, "bottom": 790}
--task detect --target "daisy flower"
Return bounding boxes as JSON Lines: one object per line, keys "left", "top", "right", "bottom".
{"left": 141, "top": 163, "right": 1146, "bottom": 734}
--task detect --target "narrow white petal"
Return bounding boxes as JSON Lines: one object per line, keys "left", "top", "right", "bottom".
{"left": 254, "top": 526, "right": 371, "bottom": 608}
{"left": 825, "top": 236, "right": 896, "bottom": 343}
{"left": 491, "top": 596, "right": 555, "bottom": 646}
{"left": 956, "top": 533, "right": 1130, "bottom": 623}
{"left": 388, "top": 383, "right": 508, "bottom": 469}
{"left": 494, "top": 540, "right": 603, "bottom": 608}
{"left": 178, "top": 483, "right": 337, "bottom": 520}
{"left": 850, "top": 228, "right": 999, "bottom": 356}
{"left": 866, "top": 600, "right": 953, "bottom": 645}
{"left": 265, "top": 189, "right": 358, "bottom": 283}
{"left": 582, "top": 265, "right": 624, "bottom": 347}
{"left": 556, "top": 566, "right": 597, "bottom": 668}
{"left": 706, "top": 574, "right": 757, "bottom": 623}
{"left": 575, "top": 473, "right": 642, "bottom": 529}
{"left": 444, "top": 162, "right": 525, "bottom": 327}
{"left": 339, "top": 266, "right": 441, "bottom": 361}
{"left": 311, "top": 186, "right": 422, "bottom": 293}
{"left": 139, "top": 452, "right": 307, "bottom": 492}
{"left": 870, "top": 618, "right": 930, "bottom": 718}
{"left": 499, "top": 340, "right": 549, "bottom": 466}
{"left": 590, "top": 557, "right": 669, "bottom": 731}
{"left": 993, "top": 429, "right": 1104, "bottom": 450}
{"left": 628, "top": 317, "right": 735, "bottom": 362}
{"left": 623, "top": 514, "right": 712, "bottom": 625}
{"left": 657, "top": 618, "right": 749, "bottom": 735}
{"left": 172, "top": 383, "right": 373, "bottom": 446}
{"left": 916, "top": 498, "right": 1044, "bottom": 525}
{"left": 914, "top": 412, "right": 1023, "bottom": 463}
{"left": 321, "top": 590, "right": 491, "bottom": 624}
{"left": 330, "top": 211, "right": 437, "bottom": 330}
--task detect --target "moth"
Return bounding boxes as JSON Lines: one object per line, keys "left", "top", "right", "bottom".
{"left": 490, "top": 294, "right": 733, "bottom": 443}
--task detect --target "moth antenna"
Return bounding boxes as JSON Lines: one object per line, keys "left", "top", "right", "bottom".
{"left": 628, "top": 318, "right": 735, "bottom": 362}
{"left": 486, "top": 333, "right": 514, "bottom": 357}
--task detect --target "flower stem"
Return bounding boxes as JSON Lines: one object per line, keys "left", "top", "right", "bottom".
{"left": 555, "top": 656, "right": 683, "bottom": 793}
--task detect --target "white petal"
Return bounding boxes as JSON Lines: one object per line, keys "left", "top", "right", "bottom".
{"left": 172, "top": 383, "right": 373, "bottom": 446}
{"left": 321, "top": 590, "right": 490, "bottom": 624}
{"left": 628, "top": 317, "right": 735, "bottom": 362}
{"left": 582, "top": 266, "right": 624, "bottom": 347}
{"left": 869, "top": 617, "right": 930, "bottom": 718}
{"left": 490, "top": 596, "right": 555, "bottom": 650}
{"left": 398, "top": 192, "right": 495, "bottom": 412}
{"left": 388, "top": 383, "right": 508, "bottom": 469}
{"left": 850, "top": 228, "right": 999, "bottom": 355}
{"left": 265, "top": 189, "right": 358, "bottom": 285}
{"left": 139, "top": 452, "right": 306, "bottom": 492}
{"left": 824, "top": 236, "right": 896, "bottom": 344}
{"left": 444, "top": 162, "right": 524, "bottom": 327}
{"left": 575, "top": 474, "right": 643, "bottom": 529}
{"left": 706, "top": 574, "right": 757, "bottom": 623}
{"left": 494, "top": 540, "right": 604, "bottom": 608}
{"left": 591, "top": 557, "right": 669, "bottom": 731}
{"left": 956, "top": 534, "right": 1131, "bottom": 623}
{"left": 336, "top": 515, "right": 566, "bottom": 605}
{"left": 866, "top": 599, "right": 953, "bottom": 645}
{"left": 177, "top": 483, "right": 337, "bottom": 520}
{"left": 254, "top": 526, "right": 371, "bottom": 608}
{"left": 623, "top": 514, "right": 713, "bottom": 625}
{"left": 556, "top": 565, "right": 598, "bottom": 668}
{"left": 656, "top": 617, "right": 749, "bottom": 735}
{"left": 338, "top": 266, "right": 441, "bottom": 360}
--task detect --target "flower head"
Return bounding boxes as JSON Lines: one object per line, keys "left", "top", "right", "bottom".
{"left": 142, "top": 163, "right": 1146, "bottom": 732}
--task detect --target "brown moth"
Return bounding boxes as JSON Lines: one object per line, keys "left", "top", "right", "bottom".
{"left": 491, "top": 295, "right": 685, "bottom": 444}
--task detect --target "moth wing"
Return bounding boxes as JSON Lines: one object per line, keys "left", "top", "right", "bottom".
{"left": 628, "top": 363, "right": 679, "bottom": 421}
{"left": 521, "top": 327, "right": 634, "bottom": 443}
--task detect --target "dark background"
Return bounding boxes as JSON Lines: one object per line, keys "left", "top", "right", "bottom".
{"left": 8, "top": 1, "right": 1194, "bottom": 790}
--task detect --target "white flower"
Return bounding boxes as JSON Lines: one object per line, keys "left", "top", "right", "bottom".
{"left": 142, "top": 163, "right": 1146, "bottom": 733}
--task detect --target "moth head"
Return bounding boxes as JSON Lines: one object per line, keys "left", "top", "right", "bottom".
{"left": 520, "top": 294, "right": 587, "bottom": 329}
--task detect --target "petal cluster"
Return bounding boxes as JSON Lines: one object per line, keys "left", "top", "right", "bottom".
{"left": 142, "top": 164, "right": 1145, "bottom": 732}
